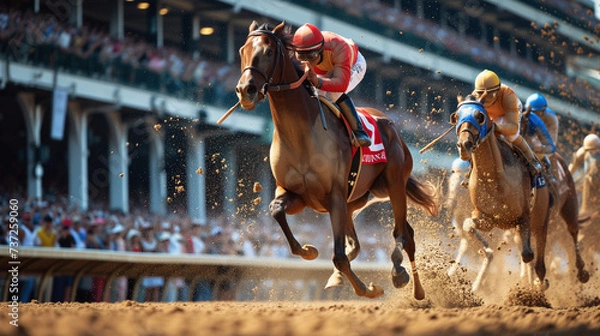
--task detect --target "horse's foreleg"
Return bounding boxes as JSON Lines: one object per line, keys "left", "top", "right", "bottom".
{"left": 448, "top": 218, "right": 470, "bottom": 277}
{"left": 464, "top": 218, "right": 494, "bottom": 292}
{"left": 329, "top": 192, "right": 382, "bottom": 299}
{"left": 270, "top": 187, "right": 318, "bottom": 260}
{"left": 449, "top": 236, "right": 469, "bottom": 277}
{"left": 517, "top": 221, "right": 534, "bottom": 264}
{"left": 511, "top": 230, "right": 529, "bottom": 280}
{"left": 531, "top": 188, "right": 550, "bottom": 290}
{"left": 325, "top": 218, "right": 361, "bottom": 289}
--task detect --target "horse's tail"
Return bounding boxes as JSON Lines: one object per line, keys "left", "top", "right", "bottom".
{"left": 407, "top": 176, "right": 440, "bottom": 217}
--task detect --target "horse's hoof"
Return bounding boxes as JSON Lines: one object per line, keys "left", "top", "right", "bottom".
{"left": 534, "top": 278, "right": 550, "bottom": 291}
{"left": 300, "top": 245, "right": 318, "bottom": 260}
{"left": 521, "top": 250, "right": 534, "bottom": 263}
{"left": 324, "top": 272, "right": 344, "bottom": 289}
{"left": 578, "top": 270, "right": 590, "bottom": 284}
{"left": 392, "top": 267, "right": 410, "bottom": 288}
{"left": 363, "top": 283, "right": 384, "bottom": 299}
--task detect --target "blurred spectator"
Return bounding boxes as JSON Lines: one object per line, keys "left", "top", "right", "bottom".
{"left": 109, "top": 223, "right": 128, "bottom": 302}
{"left": 188, "top": 220, "right": 207, "bottom": 254}
{"left": 70, "top": 215, "right": 86, "bottom": 249}
{"left": 140, "top": 220, "right": 163, "bottom": 302}
{"left": 36, "top": 214, "right": 56, "bottom": 247}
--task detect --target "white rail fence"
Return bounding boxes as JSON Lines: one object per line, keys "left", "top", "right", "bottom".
{"left": 1, "top": 247, "right": 391, "bottom": 302}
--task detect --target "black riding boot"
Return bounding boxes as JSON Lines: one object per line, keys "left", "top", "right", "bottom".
{"left": 512, "top": 136, "right": 542, "bottom": 176}
{"left": 337, "top": 93, "right": 372, "bottom": 147}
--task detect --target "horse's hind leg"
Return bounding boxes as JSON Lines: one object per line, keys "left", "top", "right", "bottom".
{"left": 270, "top": 186, "right": 318, "bottom": 260}
{"left": 561, "top": 198, "right": 590, "bottom": 283}
{"left": 388, "top": 187, "right": 425, "bottom": 300}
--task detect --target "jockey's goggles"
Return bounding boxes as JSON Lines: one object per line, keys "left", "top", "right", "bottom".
{"left": 474, "top": 88, "right": 499, "bottom": 96}
{"left": 295, "top": 50, "right": 320, "bottom": 62}
{"left": 474, "top": 88, "right": 499, "bottom": 101}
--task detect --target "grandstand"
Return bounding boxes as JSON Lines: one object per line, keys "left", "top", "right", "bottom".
{"left": 1, "top": 0, "right": 599, "bottom": 221}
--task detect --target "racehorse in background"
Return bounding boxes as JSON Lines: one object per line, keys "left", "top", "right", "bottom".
{"left": 520, "top": 110, "right": 589, "bottom": 283}
{"left": 451, "top": 95, "right": 551, "bottom": 292}
{"left": 233, "top": 21, "right": 439, "bottom": 299}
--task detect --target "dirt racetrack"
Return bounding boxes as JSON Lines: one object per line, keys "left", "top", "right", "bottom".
{"left": 0, "top": 299, "right": 598, "bottom": 336}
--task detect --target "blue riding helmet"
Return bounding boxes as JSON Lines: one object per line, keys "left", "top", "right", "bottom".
{"left": 455, "top": 100, "right": 489, "bottom": 140}
{"left": 525, "top": 93, "right": 547, "bottom": 111}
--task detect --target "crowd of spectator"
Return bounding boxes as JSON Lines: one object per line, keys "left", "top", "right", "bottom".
{"left": 0, "top": 7, "right": 239, "bottom": 104}
{"left": 2, "top": 2, "right": 599, "bottom": 111}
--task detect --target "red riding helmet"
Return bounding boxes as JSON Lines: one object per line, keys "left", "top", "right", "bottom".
{"left": 293, "top": 23, "right": 324, "bottom": 52}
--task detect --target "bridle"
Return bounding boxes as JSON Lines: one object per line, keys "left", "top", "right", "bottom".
{"left": 241, "top": 29, "right": 308, "bottom": 98}
{"left": 455, "top": 102, "right": 490, "bottom": 151}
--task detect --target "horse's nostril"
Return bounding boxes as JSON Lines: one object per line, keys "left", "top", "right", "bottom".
{"left": 246, "top": 85, "right": 257, "bottom": 95}
{"left": 464, "top": 141, "right": 473, "bottom": 151}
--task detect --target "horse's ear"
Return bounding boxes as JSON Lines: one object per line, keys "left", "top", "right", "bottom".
{"left": 273, "top": 21, "right": 286, "bottom": 35}
{"left": 450, "top": 112, "right": 458, "bottom": 126}
{"left": 457, "top": 94, "right": 463, "bottom": 104}
{"left": 249, "top": 20, "right": 259, "bottom": 33}
{"left": 283, "top": 23, "right": 292, "bottom": 35}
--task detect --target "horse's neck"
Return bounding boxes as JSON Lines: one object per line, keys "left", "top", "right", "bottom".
{"left": 268, "top": 90, "right": 317, "bottom": 148}
{"left": 471, "top": 130, "right": 505, "bottom": 180}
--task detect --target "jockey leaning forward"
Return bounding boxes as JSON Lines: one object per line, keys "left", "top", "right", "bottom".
{"left": 471, "top": 69, "right": 542, "bottom": 175}
{"left": 525, "top": 93, "right": 559, "bottom": 145}
{"left": 569, "top": 134, "right": 600, "bottom": 216}
{"left": 292, "top": 23, "right": 371, "bottom": 147}
{"left": 521, "top": 100, "right": 557, "bottom": 177}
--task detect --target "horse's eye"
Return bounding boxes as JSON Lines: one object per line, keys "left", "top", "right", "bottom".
{"left": 266, "top": 48, "right": 273, "bottom": 57}
{"left": 475, "top": 111, "right": 485, "bottom": 125}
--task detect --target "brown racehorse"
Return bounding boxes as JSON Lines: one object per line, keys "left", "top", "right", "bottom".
{"left": 234, "top": 21, "right": 439, "bottom": 299}
{"left": 520, "top": 111, "right": 590, "bottom": 283}
{"left": 451, "top": 96, "right": 551, "bottom": 291}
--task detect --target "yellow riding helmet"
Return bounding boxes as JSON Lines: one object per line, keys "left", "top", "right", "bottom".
{"left": 583, "top": 134, "right": 600, "bottom": 151}
{"left": 474, "top": 70, "right": 500, "bottom": 91}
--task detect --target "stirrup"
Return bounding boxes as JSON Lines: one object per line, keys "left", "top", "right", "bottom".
{"left": 530, "top": 161, "right": 542, "bottom": 176}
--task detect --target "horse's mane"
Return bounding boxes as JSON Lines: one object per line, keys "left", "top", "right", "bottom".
{"left": 256, "top": 22, "right": 294, "bottom": 50}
